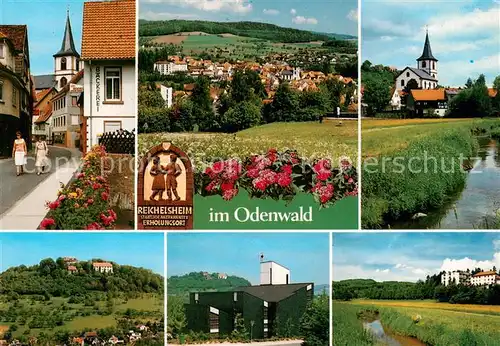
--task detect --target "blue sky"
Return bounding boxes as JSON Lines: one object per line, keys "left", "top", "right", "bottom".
{"left": 0, "top": 0, "right": 84, "bottom": 75}
{"left": 167, "top": 232, "right": 330, "bottom": 285}
{"left": 333, "top": 233, "right": 500, "bottom": 282}
{"left": 362, "top": 0, "right": 500, "bottom": 87}
{"left": 140, "top": 0, "right": 358, "bottom": 36}
{"left": 0, "top": 233, "right": 165, "bottom": 275}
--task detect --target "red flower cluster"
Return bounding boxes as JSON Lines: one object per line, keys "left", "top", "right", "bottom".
{"left": 204, "top": 159, "right": 242, "bottom": 201}
{"left": 41, "top": 145, "right": 117, "bottom": 230}
{"left": 39, "top": 218, "right": 55, "bottom": 230}
{"left": 313, "top": 159, "right": 332, "bottom": 181}
{"left": 100, "top": 209, "right": 117, "bottom": 227}
{"left": 246, "top": 149, "right": 295, "bottom": 193}
{"left": 312, "top": 182, "right": 335, "bottom": 204}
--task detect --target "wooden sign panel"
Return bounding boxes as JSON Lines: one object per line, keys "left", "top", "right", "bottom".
{"left": 137, "top": 142, "right": 194, "bottom": 230}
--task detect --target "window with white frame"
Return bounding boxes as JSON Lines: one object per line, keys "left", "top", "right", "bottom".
{"left": 105, "top": 67, "right": 121, "bottom": 101}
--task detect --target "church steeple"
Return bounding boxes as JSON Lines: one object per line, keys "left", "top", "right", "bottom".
{"left": 417, "top": 29, "right": 437, "bottom": 62}
{"left": 53, "top": 9, "right": 80, "bottom": 90}
{"left": 53, "top": 10, "right": 80, "bottom": 58}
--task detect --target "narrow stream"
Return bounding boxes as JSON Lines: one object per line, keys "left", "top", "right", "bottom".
{"left": 363, "top": 320, "right": 426, "bottom": 346}
{"left": 392, "top": 138, "right": 500, "bottom": 229}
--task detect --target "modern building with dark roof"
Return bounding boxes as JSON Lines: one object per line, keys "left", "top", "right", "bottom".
{"left": 184, "top": 260, "right": 314, "bottom": 339}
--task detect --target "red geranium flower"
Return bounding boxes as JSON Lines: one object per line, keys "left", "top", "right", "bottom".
{"left": 40, "top": 218, "right": 56, "bottom": 229}
{"left": 101, "top": 191, "right": 109, "bottom": 201}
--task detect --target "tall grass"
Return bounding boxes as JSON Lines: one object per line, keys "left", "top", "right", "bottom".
{"left": 333, "top": 302, "right": 374, "bottom": 346}
{"left": 362, "top": 129, "right": 477, "bottom": 228}
{"left": 377, "top": 306, "right": 500, "bottom": 346}
{"left": 335, "top": 301, "right": 500, "bottom": 346}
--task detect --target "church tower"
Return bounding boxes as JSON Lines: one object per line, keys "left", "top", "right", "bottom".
{"left": 416, "top": 30, "right": 438, "bottom": 81}
{"left": 54, "top": 10, "right": 80, "bottom": 90}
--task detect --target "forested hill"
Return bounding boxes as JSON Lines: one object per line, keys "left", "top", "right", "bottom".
{"left": 0, "top": 258, "right": 164, "bottom": 297}
{"left": 333, "top": 276, "right": 500, "bottom": 305}
{"left": 139, "top": 19, "right": 354, "bottom": 43}
{"left": 168, "top": 272, "right": 251, "bottom": 295}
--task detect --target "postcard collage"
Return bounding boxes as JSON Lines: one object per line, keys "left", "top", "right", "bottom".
{"left": 0, "top": 0, "right": 499, "bottom": 345}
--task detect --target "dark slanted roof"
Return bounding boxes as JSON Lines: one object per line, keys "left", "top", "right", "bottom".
{"left": 54, "top": 12, "right": 80, "bottom": 58}
{"left": 236, "top": 283, "right": 312, "bottom": 302}
{"left": 33, "top": 74, "right": 56, "bottom": 90}
{"left": 406, "top": 67, "right": 437, "bottom": 82}
{"left": 417, "top": 32, "right": 437, "bottom": 61}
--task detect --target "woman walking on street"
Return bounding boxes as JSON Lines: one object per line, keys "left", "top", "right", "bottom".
{"left": 35, "top": 135, "right": 49, "bottom": 175}
{"left": 12, "top": 131, "right": 27, "bottom": 176}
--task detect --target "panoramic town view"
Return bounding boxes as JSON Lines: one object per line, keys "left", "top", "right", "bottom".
{"left": 137, "top": 0, "right": 359, "bottom": 229}
{"left": 0, "top": 233, "right": 165, "bottom": 345}
{"left": 333, "top": 233, "right": 500, "bottom": 345}
{"left": 0, "top": 0, "right": 136, "bottom": 231}
{"left": 360, "top": 0, "right": 500, "bottom": 229}
{"left": 167, "top": 232, "right": 329, "bottom": 345}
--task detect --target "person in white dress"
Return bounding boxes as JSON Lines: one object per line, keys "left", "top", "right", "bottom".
{"left": 35, "top": 135, "right": 49, "bottom": 175}
{"left": 12, "top": 131, "right": 27, "bottom": 176}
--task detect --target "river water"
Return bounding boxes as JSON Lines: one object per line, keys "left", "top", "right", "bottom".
{"left": 363, "top": 320, "right": 426, "bottom": 346}
{"left": 393, "top": 138, "right": 500, "bottom": 229}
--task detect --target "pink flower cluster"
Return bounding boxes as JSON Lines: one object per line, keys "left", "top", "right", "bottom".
{"left": 39, "top": 218, "right": 56, "bottom": 230}
{"left": 246, "top": 149, "right": 295, "bottom": 192}
{"left": 312, "top": 159, "right": 335, "bottom": 204}
{"left": 100, "top": 209, "right": 117, "bottom": 227}
{"left": 204, "top": 159, "right": 242, "bottom": 201}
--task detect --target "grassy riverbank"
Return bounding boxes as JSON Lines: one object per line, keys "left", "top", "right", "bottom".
{"left": 362, "top": 118, "right": 500, "bottom": 228}
{"left": 333, "top": 300, "right": 500, "bottom": 346}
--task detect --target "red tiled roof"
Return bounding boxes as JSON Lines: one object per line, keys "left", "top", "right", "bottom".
{"left": 473, "top": 271, "right": 498, "bottom": 277}
{"left": 81, "top": 0, "right": 136, "bottom": 60}
{"left": 68, "top": 265, "right": 77, "bottom": 271}
{"left": 93, "top": 262, "right": 113, "bottom": 267}
{"left": 488, "top": 88, "right": 498, "bottom": 98}
{"left": 0, "top": 25, "right": 27, "bottom": 51}
{"left": 35, "top": 88, "right": 54, "bottom": 104}
{"left": 35, "top": 103, "right": 53, "bottom": 124}
{"left": 411, "top": 88, "right": 446, "bottom": 101}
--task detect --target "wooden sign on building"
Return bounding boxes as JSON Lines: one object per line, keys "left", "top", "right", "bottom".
{"left": 137, "top": 142, "right": 194, "bottom": 229}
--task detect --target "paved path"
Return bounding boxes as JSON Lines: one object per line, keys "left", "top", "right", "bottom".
{"left": 0, "top": 146, "right": 80, "bottom": 230}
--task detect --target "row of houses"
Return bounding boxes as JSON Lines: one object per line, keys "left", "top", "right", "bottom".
{"left": 152, "top": 56, "right": 356, "bottom": 110}
{"left": 441, "top": 270, "right": 500, "bottom": 287}
{"left": 1, "top": 0, "right": 136, "bottom": 156}
{"left": 389, "top": 87, "right": 498, "bottom": 117}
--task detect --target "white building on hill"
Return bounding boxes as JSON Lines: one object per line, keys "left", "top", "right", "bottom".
{"left": 441, "top": 270, "right": 470, "bottom": 286}
{"left": 93, "top": 262, "right": 114, "bottom": 273}
{"left": 470, "top": 271, "right": 500, "bottom": 287}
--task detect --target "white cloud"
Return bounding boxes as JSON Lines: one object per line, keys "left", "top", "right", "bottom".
{"left": 440, "top": 252, "right": 500, "bottom": 272}
{"left": 440, "top": 54, "right": 500, "bottom": 86}
{"left": 347, "top": 9, "right": 358, "bottom": 21}
{"left": 140, "top": 11, "right": 200, "bottom": 20}
{"left": 263, "top": 8, "right": 279, "bottom": 15}
{"left": 143, "top": 0, "right": 253, "bottom": 14}
{"left": 425, "top": 8, "right": 500, "bottom": 39}
{"left": 290, "top": 8, "right": 297, "bottom": 15}
{"left": 334, "top": 265, "right": 427, "bottom": 282}
{"left": 363, "top": 18, "right": 413, "bottom": 37}
{"left": 494, "top": 239, "right": 500, "bottom": 251}
{"left": 292, "top": 16, "right": 318, "bottom": 25}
